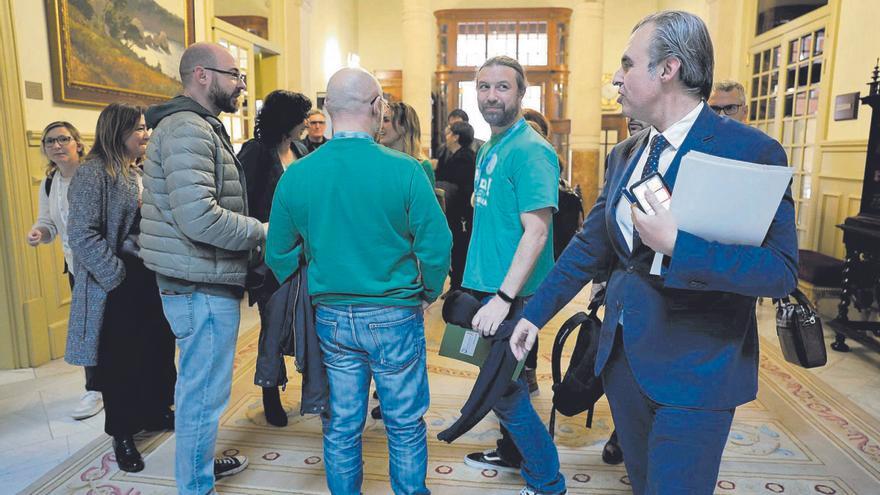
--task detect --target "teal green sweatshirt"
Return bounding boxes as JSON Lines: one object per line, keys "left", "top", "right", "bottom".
{"left": 266, "top": 135, "right": 452, "bottom": 306}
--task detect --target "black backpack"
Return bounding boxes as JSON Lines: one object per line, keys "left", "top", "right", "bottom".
{"left": 549, "top": 289, "right": 605, "bottom": 437}
{"left": 44, "top": 170, "right": 56, "bottom": 196}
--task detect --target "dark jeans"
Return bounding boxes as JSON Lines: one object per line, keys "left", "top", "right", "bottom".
{"left": 98, "top": 255, "right": 176, "bottom": 436}
{"left": 69, "top": 272, "right": 100, "bottom": 393}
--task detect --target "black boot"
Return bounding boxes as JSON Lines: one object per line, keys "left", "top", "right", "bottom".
{"left": 113, "top": 435, "right": 145, "bottom": 472}
{"left": 602, "top": 429, "right": 624, "bottom": 465}
{"left": 262, "top": 386, "right": 287, "bottom": 427}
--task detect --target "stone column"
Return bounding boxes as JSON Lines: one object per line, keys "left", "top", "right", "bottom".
{"left": 402, "top": 0, "right": 434, "bottom": 147}
{"left": 567, "top": 0, "right": 604, "bottom": 211}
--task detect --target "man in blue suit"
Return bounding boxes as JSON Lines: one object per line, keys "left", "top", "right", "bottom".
{"left": 509, "top": 11, "right": 798, "bottom": 494}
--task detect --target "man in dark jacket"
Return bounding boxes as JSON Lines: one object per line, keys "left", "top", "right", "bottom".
{"left": 140, "top": 42, "right": 264, "bottom": 494}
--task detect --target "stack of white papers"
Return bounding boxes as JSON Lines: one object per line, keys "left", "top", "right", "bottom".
{"left": 650, "top": 151, "right": 794, "bottom": 275}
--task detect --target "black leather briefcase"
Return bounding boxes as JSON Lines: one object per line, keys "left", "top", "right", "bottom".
{"left": 775, "top": 288, "right": 827, "bottom": 368}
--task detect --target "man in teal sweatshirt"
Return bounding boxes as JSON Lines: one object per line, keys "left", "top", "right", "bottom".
{"left": 266, "top": 67, "right": 451, "bottom": 495}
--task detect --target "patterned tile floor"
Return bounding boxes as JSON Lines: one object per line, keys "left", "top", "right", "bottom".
{"left": 3, "top": 290, "right": 880, "bottom": 494}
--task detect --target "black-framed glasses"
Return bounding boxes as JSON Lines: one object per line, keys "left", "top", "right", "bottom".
{"left": 202, "top": 67, "right": 247, "bottom": 84}
{"left": 710, "top": 103, "right": 744, "bottom": 116}
{"left": 44, "top": 135, "right": 73, "bottom": 147}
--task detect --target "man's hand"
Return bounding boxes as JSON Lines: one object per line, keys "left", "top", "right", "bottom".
{"left": 26, "top": 228, "right": 43, "bottom": 246}
{"left": 632, "top": 189, "right": 677, "bottom": 256}
{"left": 509, "top": 318, "right": 539, "bottom": 360}
{"left": 472, "top": 295, "right": 511, "bottom": 336}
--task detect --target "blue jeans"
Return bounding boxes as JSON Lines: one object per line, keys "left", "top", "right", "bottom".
{"left": 480, "top": 294, "right": 565, "bottom": 495}
{"left": 161, "top": 291, "right": 242, "bottom": 495}
{"left": 315, "top": 304, "right": 430, "bottom": 495}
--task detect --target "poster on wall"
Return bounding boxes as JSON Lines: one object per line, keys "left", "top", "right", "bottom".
{"left": 45, "top": 0, "right": 195, "bottom": 107}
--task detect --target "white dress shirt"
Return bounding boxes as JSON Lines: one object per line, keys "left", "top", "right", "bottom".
{"left": 614, "top": 102, "right": 705, "bottom": 252}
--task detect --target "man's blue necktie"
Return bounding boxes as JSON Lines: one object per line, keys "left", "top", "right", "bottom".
{"left": 632, "top": 134, "right": 670, "bottom": 250}
{"left": 642, "top": 134, "right": 670, "bottom": 179}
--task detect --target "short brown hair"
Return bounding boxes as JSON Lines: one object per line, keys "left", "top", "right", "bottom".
{"left": 477, "top": 55, "right": 528, "bottom": 95}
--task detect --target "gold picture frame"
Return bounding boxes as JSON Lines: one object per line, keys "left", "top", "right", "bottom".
{"left": 45, "top": 0, "right": 195, "bottom": 107}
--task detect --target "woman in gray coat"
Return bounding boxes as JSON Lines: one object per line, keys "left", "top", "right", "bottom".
{"left": 67, "top": 103, "right": 176, "bottom": 473}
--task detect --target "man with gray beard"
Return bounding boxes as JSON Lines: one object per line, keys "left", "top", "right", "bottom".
{"left": 140, "top": 42, "right": 265, "bottom": 494}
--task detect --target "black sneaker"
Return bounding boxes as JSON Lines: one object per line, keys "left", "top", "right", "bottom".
{"left": 464, "top": 449, "right": 520, "bottom": 473}
{"left": 602, "top": 430, "right": 624, "bottom": 465}
{"left": 214, "top": 455, "right": 248, "bottom": 479}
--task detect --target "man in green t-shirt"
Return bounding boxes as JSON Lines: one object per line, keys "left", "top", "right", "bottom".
{"left": 460, "top": 56, "right": 565, "bottom": 495}
{"left": 266, "top": 67, "right": 451, "bottom": 495}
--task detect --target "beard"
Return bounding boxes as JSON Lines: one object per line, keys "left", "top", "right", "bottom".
{"left": 209, "top": 79, "right": 241, "bottom": 114}
{"left": 479, "top": 99, "right": 520, "bottom": 127}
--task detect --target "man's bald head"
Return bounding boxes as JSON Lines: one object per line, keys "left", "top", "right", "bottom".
{"left": 179, "top": 42, "right": 228, "bottom": 86}
{"left": 324, "top": 68, "right": 382, "bottom": 119}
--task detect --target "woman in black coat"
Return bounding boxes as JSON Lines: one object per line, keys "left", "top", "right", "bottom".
{"left": 238, "top": 90, "right": 312, "bottom": 426}
{"left": 435, "top": 121, "right": 477, "bottom": 292}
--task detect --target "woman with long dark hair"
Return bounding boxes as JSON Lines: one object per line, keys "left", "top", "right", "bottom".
{"left": 238, "top": 89, "right": 312, "bottom": 427}
{"left": 66, "top": 103, "right": 176, "bottom": 472}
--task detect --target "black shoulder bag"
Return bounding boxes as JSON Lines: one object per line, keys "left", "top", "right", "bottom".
{"left": 774, "top": 288, "right": 827, "bottom": 368}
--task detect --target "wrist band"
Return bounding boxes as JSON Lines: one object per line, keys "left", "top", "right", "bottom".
{"left": 496, "top": 289, "right": 515, "bottom": 303}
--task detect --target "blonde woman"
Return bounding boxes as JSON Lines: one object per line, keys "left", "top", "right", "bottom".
{"left": 379, "top": 101, "right": 436, "bottom": 187}
{"left": 67, "top": 103, "right": 176, "bottom": 473}
{"left": 26, "top": 121, "right": 105, "bottom": 421}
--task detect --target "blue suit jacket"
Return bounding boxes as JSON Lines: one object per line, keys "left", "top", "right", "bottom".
{"left": 523, "top": 105, "right": 798, "bottom": 409}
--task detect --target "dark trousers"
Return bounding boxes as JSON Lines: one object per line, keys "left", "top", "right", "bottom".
{"left": 603, "top": 329, "right": 733, "bottom": 494}
{"left": 69, "top": 272, "right": 100, "bottom": 392}
{"left": 449, "top": 214, "right": 472, "bottom": 291}
{"left": 98, "top": 255, "right": 177, "bottom": 437}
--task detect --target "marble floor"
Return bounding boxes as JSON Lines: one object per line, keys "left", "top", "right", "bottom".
{"left": 2, "top": 297, "right": 879, "bottom": 494}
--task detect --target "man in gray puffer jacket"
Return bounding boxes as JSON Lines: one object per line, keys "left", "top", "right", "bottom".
{"left": 140, "top": 42, "right": 264, "bottom": 495}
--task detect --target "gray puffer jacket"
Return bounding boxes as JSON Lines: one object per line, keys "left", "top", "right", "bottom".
{"left": 140, "top": 96, "right": 264, "bottom": 287}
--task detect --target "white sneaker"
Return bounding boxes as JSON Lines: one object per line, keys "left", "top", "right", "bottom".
{"left": 520, "top": 488, "right": 567, "bottom": 495}
{"left": 71, "top": 391, "right": 103, "bottom": 420}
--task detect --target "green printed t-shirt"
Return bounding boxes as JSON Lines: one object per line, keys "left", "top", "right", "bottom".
{"left": 462, "top": 118, "right": 559, "bottom": 296}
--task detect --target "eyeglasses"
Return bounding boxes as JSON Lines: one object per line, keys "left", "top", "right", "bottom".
{"left": 710, "top": 103, "right": 744, "bottom": 116}
{"left": 44, "top": 135, "right": 73, "bottom": 147}
{"left": 369, "top": 94, "right": 388, "bottom": 108}
{"left": 309, "top": 120, "right": 326, "bottom": 126}
{"left": 202, "top": 67, "right": 247, "bottom": 85}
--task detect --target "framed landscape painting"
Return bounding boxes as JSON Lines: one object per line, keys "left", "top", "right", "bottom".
{"left": 45, "top": 0, "right": 195, "bottom": 107}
